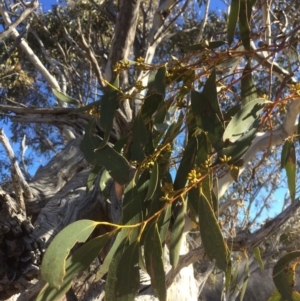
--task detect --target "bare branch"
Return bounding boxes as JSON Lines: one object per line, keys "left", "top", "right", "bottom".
{"left": 0, "top": 129, "right": 33, "bottom": 211}
{"left": 76, "top": 19, "right": 105, "bottom": 89}
{"left": 0, "top": 0, "right": 38, "bottom": 41}
{"left": 0, "top": 3, "right": 61, "bottom": 91}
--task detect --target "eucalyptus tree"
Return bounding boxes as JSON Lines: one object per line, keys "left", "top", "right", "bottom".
{"left": 0, "top": 0, "right": 300, "bottom": 301}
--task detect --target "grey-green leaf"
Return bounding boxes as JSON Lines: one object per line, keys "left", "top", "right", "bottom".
{"left": 228, "top": 0, "right": 240, "bottom": 45}
{"left": 37, "top": 234, "right": 110, "bottom": 301}
{"left": 241, "top": 61, "right": 257, "bottom": 106}
{"left": 198, "top": 193, "right": 229, "bottom": 272}
{"left": 223, "top": 98, "right": 266, "bottom": 143}
{"left": 106, "top": 242, "right": 140, "bottom": 301}
{"left": 99, "top": 90, "right": 119, "bottom": 148}
{"left": 169, "top": 201, "right": 186, "bottom": 267}
{"left": 80, "top": 121, "right": 131, "bottom": 184}
{"left": 145, "top": 223, "right": 166, "bottom": 301}
{"left": 52, "top": 88, "right": 80, "bottom": 105}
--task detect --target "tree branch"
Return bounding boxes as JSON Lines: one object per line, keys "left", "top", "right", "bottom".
{"left": 0, "top": 0, "right": 38, "bottom": 41}
{"left": 0, "top": 3, "right": 61, "bottom": 91}
{"left": 0, "top": 129, "right": 33, "bottom": 210}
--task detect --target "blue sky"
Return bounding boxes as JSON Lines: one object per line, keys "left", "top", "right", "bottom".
{"left": 40, "top": 0, "right": 59, "bottom": 11}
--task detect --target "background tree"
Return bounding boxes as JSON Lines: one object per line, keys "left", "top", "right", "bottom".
{"left": 1, "top": 0, "right": 300, "bottom": 300}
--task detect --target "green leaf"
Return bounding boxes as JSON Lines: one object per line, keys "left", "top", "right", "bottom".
{"left": 238, "top": 0, "right": 255, "bottom": 50}
{"left": 148, "top": 66, "right": 166, "bottom": 96}
{"left": 281, "top": 140, "right": 293, "bottom": 169}
{"left": 253, "top": 247, "right": 264, "bottom": 273}
{"left": 145, "top": 162, "right": 159, "bottom": 200}
{"left": 191, "top": 69, "right": 224, "bottom": 151}
{"left": 223, "top": 98, "right": 266, "bottom": 143}
{"left": 99, "top": 90, "right": 119, "bottom": 148}
{"left": 99, "top": 168, "right": 112, "bottom": 191}
{"left": 96, "top": 229, "right": 128, "bottom": 280}
{"left": 131, "top": 114, "right": 149, "bottom": 162}
{"left": 241, "top": 61, "right": 257, "bottom": 105}
{"left": 141, "top": 67, "right": 166, "bottom": 120}
{"left": 145, "top": 223, "right": 166, "bottom": 301}
{"left": 186, "top": 40, "right": 226, "bottom": 51}
{"left": 218, "top": 118, "right": 260, "bottom": 164}
{"left": 141, "top": 93, "right": 164, "bottom": 121}
{"left": 80, "top": 121, "right": 131, "bottom": 184}
{"left": 52, "top": 88, "right": 80, "bottom": 105}
{"left": 285, "top": 142, "right": 296, "bottom": 202}
{"left": 162, "top": 112, "right": 184, "bottom": 145}
{"left": 174, "top": 137, "right": 197, "bottom": 190}
{"left": 228, "top": 0, "right": 240, "bottom": 45}
{"left": 169, "top": 201, "right": 186, "bottom": 267}
{"left": 187, "top": 187, "right": 200, "bottom": 224}
{"left": 37, "top": 234, "right": 110, "bottom": 301}
{"left": 158, "top": 205, "right": 171, "bottom": 246}
{"left": 208, "top": 40, "right": 227, "bottom": 49}
{"left": 240, "top": 259, "right": 249, "bottom": 301}
{"left": 106, "top": 242, "right": 140, "bottom": 301}
{"left": 198, "top": 193, "right": 229, "bottom": 272}
{"left": 123, "top": 176, "right": 146, "bottom": 223}
{"left": 41, "top": 220, "right": 97, "bottom": 289}
{"left": 273, "top": 251, "right": 300, "bottom": 300}
{"left": 86, "top": 165, "right": 101, "bottom": 192}
{"left": 268, "top": 290, "right": 286, "bottom": 301}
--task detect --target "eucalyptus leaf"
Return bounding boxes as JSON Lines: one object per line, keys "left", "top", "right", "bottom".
{"left": 52, "top": 88, "right": 80, "bottom": 105}
{"left": 223, "top": 98, "right": 266, "bottom": 143}
{"left": 41, "top": 220, "right": 97, "bottom": 289}
{"left": 228, "top": 0, "right": 240, "bottom": 45}
{"left": 273, "top": 251, "right": 300, "bottom": 300}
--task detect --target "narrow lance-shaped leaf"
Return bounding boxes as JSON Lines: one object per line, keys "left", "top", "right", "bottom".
{"left": 41, "top": 220, "right": 98, "bottom": 289}
{"left": 169, "top": 199, "right": 186, "bottom": 267}
{"left": 86, "top": 165, "right": 101, "bottom": 193}
{"left": 96, "top": 228, "right": 129, "bottom": 280}
{"left": 191, "top": 69, "right": 224, "bottom": 151}
{"left": 99, "top": 90, "right": 119, "bottom": 148}
{"left": 141, "top": 67, "right": 166, "bottom": 120}
{"left": 37, "top": 233, "right": 111, "bottom": 301}
{"left": 238, "top": 0, "right": 254, "bottom": 50}
{"left": 285, "top": 142, "right": 296, "bottom": 202}
{"left": 52, "top": 88, "right": 80, "bottom": 105}
{"left": 253, "top": 247, "right": 264, "bottom": 274}
{"left": 227, "top": 0, "right": 240, "bottom": 45}
{"left": 174, "top": 137, "right": 197, "bottom": 190}
{"left": 240, "top": 259, "right": 249, "bottom": 301}
{"left": 241, "top": 61, "right": 257, "bottom": 106}
{"left": 186, "top": 40, "right": 226, "bottom": 51}
{"left": 106, "top": 242, "right": 140, "bottom": 301}
{"left": 145, "top": 223, "right": 166, "bottom": 301}
{"left": 145, "top": 162, "right": 159, "bottom": 200}
{"left": 130, "top": 114, "right": 149, "bottom": 162}
{"left": 281, "top": 140, "right": 293, "bottom": 169}
{"left": 198, "top": 193, "right": 229, "bottom": 272}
